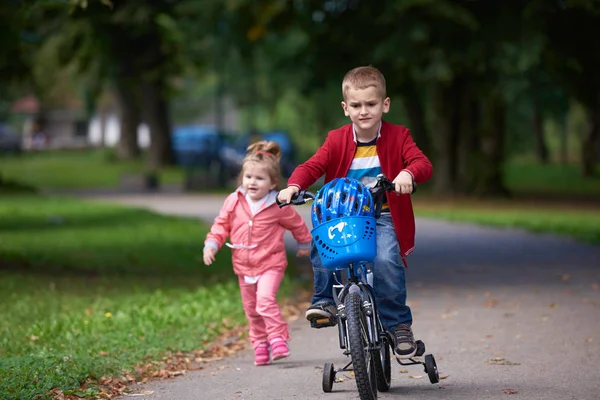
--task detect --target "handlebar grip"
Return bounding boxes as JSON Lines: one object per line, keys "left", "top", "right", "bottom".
{"left": 276, "top": 196, "right": 288, "bottom": 208}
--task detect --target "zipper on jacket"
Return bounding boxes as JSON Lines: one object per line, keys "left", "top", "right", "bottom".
{"left": 247, "top": 217, "right": 253, "bottom": 266}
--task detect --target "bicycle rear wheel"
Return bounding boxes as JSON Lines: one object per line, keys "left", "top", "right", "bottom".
{"left": 373, "top": 336, "right": 391, "bottom": 391}
{"left": 346, "top": 288, "right": 377, "bottom": 400}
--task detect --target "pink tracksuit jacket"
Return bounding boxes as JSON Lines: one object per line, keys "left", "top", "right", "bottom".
{"left": 205, "top": 189, "right": 312, "bottom": 276}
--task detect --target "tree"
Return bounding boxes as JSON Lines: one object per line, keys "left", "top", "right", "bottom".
{"left": 534, "top": 0, "right": 600, "bottom": 176}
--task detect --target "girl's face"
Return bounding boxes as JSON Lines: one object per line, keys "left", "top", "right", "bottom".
{"left": 242, "top": 162, "right": 276, "bottom": 201}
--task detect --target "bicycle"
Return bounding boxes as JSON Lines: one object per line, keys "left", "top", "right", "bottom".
{"left": 279, "top": 174, "right": 439, "bottom": 400}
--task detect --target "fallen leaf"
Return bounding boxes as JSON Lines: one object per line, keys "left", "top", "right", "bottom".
{"left": 485, "top": 334, "right": 493, "bottom": 339}
{"left": 127, "top": 391, "right": 154, "bottom": 397}
{"left": 503, "top": 388, "right": 518, "bottom": 395}
{"left": 586, "top": 338, "right": 593, "bottom": 343}
{"left": 488, "top": 357, "right": 520, "bottom": 366}
{"left": 483, "top": 299, "right": 499, "bottom": 308}
{"left": 592, "top": 283, "right": 598, "bottom": 291}
{"left": 399, "top": 369, "right": 408, "bottom": 373}
{"left": 408, "top": 375, "right": 424, "bottom": 379}
{"left": 548, "top": 303, "right": 559, "bottom": 309}
{"left": 561, "top": 274, "right": 570, "bottom": 282}
{"left": 439, "top": 375, "right": 449, "bottom": 380}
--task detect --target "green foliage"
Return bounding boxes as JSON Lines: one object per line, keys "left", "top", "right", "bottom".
{"left": 3, "top": 0, "right": 599, "bottom": 195}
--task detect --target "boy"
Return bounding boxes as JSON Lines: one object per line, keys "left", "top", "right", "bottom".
{"left": 277, "top": 66, "right": 433, "bottom": 358}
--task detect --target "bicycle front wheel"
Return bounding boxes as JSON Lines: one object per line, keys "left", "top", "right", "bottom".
{"left": 346, "top": 288, "right": 377, "bottom": 400}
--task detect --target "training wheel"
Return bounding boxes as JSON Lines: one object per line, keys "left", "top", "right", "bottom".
{"left": 424, "top": 354, "right": 439, "bottom": 384}
{"left": 322, "top": 362, "right": 335, "bottom": 392}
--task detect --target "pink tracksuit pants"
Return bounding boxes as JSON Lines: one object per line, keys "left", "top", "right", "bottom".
{"left": 238, "top": 268, "right": 290, "bottom": 349}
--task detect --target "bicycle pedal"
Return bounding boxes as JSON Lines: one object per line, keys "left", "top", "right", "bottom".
{"left": 310, "top": 317, "right": 337, "bottom": 329}
{"left": 415, "top": 340, "right": 426, "bottom": 357}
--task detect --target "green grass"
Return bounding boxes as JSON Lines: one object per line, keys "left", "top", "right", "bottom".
{"left": 0, "top": 150, "right": 184, "bottom": 189}
{"left": 415, "top": 200, "right": 600, "bottom": 244}
{"left": 0, "top": 195, "right": 298, "bottom": 399}
{"left": 504, "top": 159, "right": 600, "bottom": 198}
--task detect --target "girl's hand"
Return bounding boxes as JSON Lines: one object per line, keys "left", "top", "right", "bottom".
{"left": 296, "top": 248, "right": 310, "bottom": 257}
{"left": 392, "top": 170, "right": 414, "bottom": 194}
{"left": 203, "top": 247, "right": 217, "bottom": 265}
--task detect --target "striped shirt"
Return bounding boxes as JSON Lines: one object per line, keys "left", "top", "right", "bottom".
{"left": 346, "top": 123, "right": 389, "bottom": 212}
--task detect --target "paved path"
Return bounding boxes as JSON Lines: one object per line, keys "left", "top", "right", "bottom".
{"left": 83, "top": 192, "right": 600, "bottom": 400}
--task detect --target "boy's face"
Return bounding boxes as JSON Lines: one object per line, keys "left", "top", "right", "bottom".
{"left": 341, "top": 86, "right": 390, "bottom": 134}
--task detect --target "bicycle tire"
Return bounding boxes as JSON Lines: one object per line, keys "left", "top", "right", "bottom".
{"left": 373, "top": 336, "right": 391, "bottom": 391}
{"left": 346, "top": 289, "right": 377, "bottom": 400}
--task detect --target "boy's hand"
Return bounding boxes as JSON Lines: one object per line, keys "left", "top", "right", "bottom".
{"left": 392, "top": 171, "right": 414, "bottom": 194}
{"left": 203, "top": 247, "right": 217, "bottom": 265}
{"left": 277, "top": 186, "right": 299, "bottom": 204}
{"left": 296, "top": 248, "right": 310, "bottom": 257}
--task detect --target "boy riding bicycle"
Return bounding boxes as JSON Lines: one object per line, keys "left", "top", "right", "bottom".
{"left": 277, "top": 66, "right": 433, "bottom": 358}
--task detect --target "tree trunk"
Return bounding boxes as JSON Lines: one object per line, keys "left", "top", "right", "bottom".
{"left": 141, "top": 80, "right": 174, "bottom": 170}
{"left": 400, "top": 80, "right": 432, "bottom": 158}
{"left": 532, "top": 100, "right": 549, "bottom": 164}
{"left": 98, "top": 103, "right": 108, "bottom": 148}
{"left": 431, "top": 83, "right": 459, "bottom": 194}
{"left": 559, "top": 115, "right": 568, "bottom": 165}
{"left": 456, "top": 82, "right": 480, "bottom": 193}
{"left": 114, "top": 77, "right": 141, "bottom": 159}
{"left": 472, "top": 91, "right": 509, "bottom": 197}
{"left": 581, "top": 91, "right": 599, "bottom": 177}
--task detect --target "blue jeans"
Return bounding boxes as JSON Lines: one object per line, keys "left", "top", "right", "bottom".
{"left": 311, "top": 215, "right": 412, "bottom": 332}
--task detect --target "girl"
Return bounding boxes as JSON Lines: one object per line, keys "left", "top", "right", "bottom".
{"left": 203, "top": 140, "right": 311, "bottom": 366}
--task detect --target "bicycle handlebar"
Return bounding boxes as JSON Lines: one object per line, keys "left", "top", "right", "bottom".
{"left": 276, "top": 174, "right": 416, "bottom": 215}
{"left": 276, "top": 190, "right": 316, "bottom": 208}
{"left": 370, "top": 174, "right": 416, "bottom": 218}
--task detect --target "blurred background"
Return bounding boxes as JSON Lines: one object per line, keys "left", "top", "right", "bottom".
{"left": 1, "top": 2, "right": 600, "bottom": 399}
{"left": 0, "top": 0, "right": 598, "bottom": 196}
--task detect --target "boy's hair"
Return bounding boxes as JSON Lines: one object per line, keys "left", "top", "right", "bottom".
{"left": 342, "top": 66, "right": 387, "bottom": 99}
{"left": 239, "top": 140, "right": 282, "bottom": 187}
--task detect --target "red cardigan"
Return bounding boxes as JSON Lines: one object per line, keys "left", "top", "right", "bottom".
{"left": 287, "top": 120, "right": 433, "bottom": 259}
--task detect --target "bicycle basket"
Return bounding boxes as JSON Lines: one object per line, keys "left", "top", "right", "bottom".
{"left": 311, "top": 215, "right": 377, "bottom": 270}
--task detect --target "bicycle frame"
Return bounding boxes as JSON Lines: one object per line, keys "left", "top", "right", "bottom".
{"left": 279, "top": 174, "right": 438, "bottom": 398}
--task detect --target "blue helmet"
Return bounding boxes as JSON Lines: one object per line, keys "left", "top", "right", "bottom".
{"left": 311, "top": 177, "right": 375, "bottom": 227}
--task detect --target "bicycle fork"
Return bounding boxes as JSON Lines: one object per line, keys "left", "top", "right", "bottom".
{"left": 334, "top": 283, "right": 382, "bottom": 352}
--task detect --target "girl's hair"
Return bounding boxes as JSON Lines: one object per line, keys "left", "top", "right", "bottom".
{"left": 239, "top": 140, "right": 283, "bottom": 187}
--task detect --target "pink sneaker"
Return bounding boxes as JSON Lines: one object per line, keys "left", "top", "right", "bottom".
{"left": 254, "top": 343, "right": 270, "bottom": 366}
{"left": 271, "top": 339, "right": 290, "bottom": 360}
